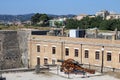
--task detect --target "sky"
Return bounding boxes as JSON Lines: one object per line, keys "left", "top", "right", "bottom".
{"left": 0, "top": 0, "right": 120, "bottom": 15}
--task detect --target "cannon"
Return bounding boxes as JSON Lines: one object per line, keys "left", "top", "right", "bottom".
{"left": 58, "top": 58, "right": 95, "bottom": 74}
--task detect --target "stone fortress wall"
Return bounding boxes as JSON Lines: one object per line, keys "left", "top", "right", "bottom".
{"left": 0, "top": 31, "right": 21, "bottom": 69}
{"left": 0, "top": 30, "right": 30, "bottom": 69}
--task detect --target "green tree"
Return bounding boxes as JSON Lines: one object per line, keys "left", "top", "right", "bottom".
{"left": 65, "top": 16, "right": 102, "bottom": 29}
{"left": 40, "top": 14, "right": 49, "bottom": 26}
{"left": 54, "top": 21, "right": 63, "bottom": 28}
{"left": 40, "top": 14, "right": 49, "bottom": 21}
{"left": 109, "top": 19, "right": 120, "bottom": 31}
{"left": 31, "top": 13, "right": 41, "bottom": 25}
{"left": 66, "top": 19, "right": 79, "bottom": 29}
{"left": 31, "top": 13, "right": 49, "bottom": 26}
{"left": 99, "top": 20, "right": 109, "bottom": 30}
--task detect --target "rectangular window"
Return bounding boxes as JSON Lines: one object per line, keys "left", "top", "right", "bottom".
{"left": 44, "top": 58, "right": 48, "bottom": 65}
{"left": 107, "top": 52, "right": 111, "bottom": 61}
{"left": 74, "top": 49, "right": 79, "bottom": 57}
{"left": 95, "top": 51, "right": 100, "bottom": 60}
{"left": 37, "top": 57, "right": 40, "bottom": 65}
{"left": 37, "top": 45, "right": 40, "bottom": 52}
{"left": 52, "top": 47, "right": 56, "bottom": 54}
{"left": 65, "top": 48, "right": 69, "bottom": 56}
{"left": 85, "top": 50, "right": 89, "bottom": 58}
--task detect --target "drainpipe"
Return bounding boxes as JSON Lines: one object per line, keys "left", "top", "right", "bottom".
{"left": 61, "top": 41, "right": 64, "bottom": 60}
{"left": 81, "top": 44, "right": 82, "bottom": 64}
{"left": 101, "top": 46, "right": 104, "bottom": 73}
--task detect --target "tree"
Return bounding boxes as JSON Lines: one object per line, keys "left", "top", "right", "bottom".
{"left": 31, "top": 13, "right": 41, "bottom": 25}
{"left": 66, "top": 19, "right": 79, "bottom": 29}
{"left": 40, "top": 14, "right": 49, "bottom": 26}
{"left": 54, "top": 21, "right": 63, "bottom": 28}
{"left": 40, "top": 14, "right": 49, "bottom": 21}
{"left": 65, "top": 16, "right": 103, "bottom": 29}
{"left": 31, "top": 13, "right": 49, "bottom": 26}
{"left": 99, "top": 20, "right": 109, "bottom": 30}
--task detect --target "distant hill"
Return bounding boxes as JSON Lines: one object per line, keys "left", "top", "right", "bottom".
{"left": 0, "top": 14, "right": 76, "bottom": 22}
{"left": 48, "top": 14, "right": 76, "bottom": 18}
{"left": 0, "top": 13, "right": 34, "bottom": 22}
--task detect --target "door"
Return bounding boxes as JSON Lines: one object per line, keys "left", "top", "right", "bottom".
{"left": 37, "top": 57, "right": 40, "bottom": 65}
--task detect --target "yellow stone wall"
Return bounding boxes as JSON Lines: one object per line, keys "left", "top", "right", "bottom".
{"left": 28, "top": 35, "right": 120, "bottom": 69}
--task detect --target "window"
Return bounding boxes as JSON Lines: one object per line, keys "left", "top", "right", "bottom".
{"left": 85, "top": 50, "right": 89, "bottom": 58}
{"left": 107, "top": 52, "right": 111, "bottom": 61}
{"left": 52, "top": 47, "right": 56, "bottom": 54}
{"left": 74, "top": 49, "right": 79, "bottom": 57}
{"left": 37, "top": 57, "right": 40, "bottom": 65}
{"left": 65, "top": 48, "right": 69, "bottom": 56}
{"left": 95, "top": 51, "right": 100, "bottom": 60}
{"left": 44, "top": 58, "right": 48, "bottom": 64}
{"left": 37, "top": 45, "right": 40, "bottom": 52}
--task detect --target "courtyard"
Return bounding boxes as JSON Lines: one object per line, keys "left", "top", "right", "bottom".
{"left": 2, "top": 69, "right": 120, "bottom": 80}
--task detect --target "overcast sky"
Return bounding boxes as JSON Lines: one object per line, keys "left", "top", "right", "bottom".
{"left": 0, "top": 0, "right": 120, "bottom": 15}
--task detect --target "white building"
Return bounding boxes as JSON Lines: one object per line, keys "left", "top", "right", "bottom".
{"left": 49, "top": 18, "right": 66, "bottom": 27}
{"left": 69, "top": 29, "right": 85, "bottom": 38}
{"left": 95, "top": 10, "right": 110, "bottom": 19}
{"left": 106, "top": 14, "right": 120, "bottom": 20}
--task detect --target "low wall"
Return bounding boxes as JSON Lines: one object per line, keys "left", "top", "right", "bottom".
{"left": 82, "top": 64, "right": 120, "bottom": 73}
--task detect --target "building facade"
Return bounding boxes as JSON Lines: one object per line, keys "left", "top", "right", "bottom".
{"left": 75, "top": 14, "right": 88, "bottom": 20}
{"left": 49, "top": 18, "right": 66, "bottom": 27}
{"left": 95, "top": 10, "right": 110, "bottom": 19}
{"left": 106, "top": 14, "right": 120, "bottom": 20}
{"left": 28, "top": 35, "right": 120, "bottom": 71}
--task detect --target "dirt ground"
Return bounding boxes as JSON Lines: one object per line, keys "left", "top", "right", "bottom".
{"left": 104, "top": 71, "right": 120, "bottom": 79}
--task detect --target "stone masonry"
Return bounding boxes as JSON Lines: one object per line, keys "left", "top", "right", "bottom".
{"left": 0, "top": 31, "right": 22, "bottom": 69}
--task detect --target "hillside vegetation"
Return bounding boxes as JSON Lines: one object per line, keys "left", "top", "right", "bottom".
{"left": 66, "top": 16, "right": 120, "bottom": 31}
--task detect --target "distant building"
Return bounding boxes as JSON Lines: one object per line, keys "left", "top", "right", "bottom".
{"left": 49, "top": 18, "right": 66, "bottom": 27}
{"left": 22, "top": 21, "right": 32, "bottom": 25}
{"left": 4, "top": 21, "right": 14, "bottom": 26}
{"left": 75, "top": 14, "right": 88, "bottom": 20}
{"left": 85, "top": 28, "right": 119, "bottom": 40}
{"left": 88, "top": 15, "right": 96, "bottom": 18}
{"left": 13, "top": 21, "right": 22, "bottom": 26}
{"left": 95, "top": 10, "right": 110, "bottom": 19}
{"left": 106, "top": 14, "right": 120, "bottom": 20}
{"left": 69, "top": 29, "right": 86, "bottom": 38}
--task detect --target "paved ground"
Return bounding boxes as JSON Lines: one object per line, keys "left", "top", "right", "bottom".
{"left": 2, "top": 70, "right": 120, "bottom": 80}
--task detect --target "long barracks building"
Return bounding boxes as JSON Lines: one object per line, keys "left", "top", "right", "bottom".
{"left": 28, "top": 35, "right": 120, "bottom": 72}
